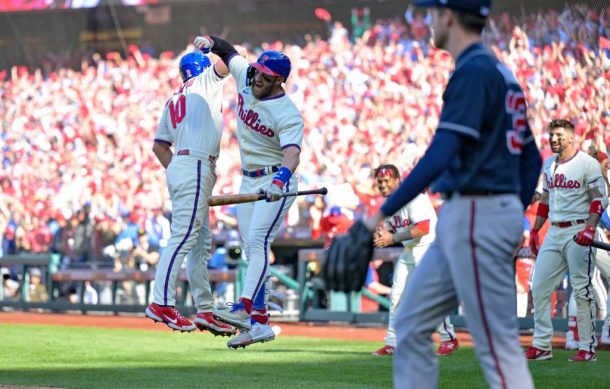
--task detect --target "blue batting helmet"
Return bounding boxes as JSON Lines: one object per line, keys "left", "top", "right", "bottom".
{"left": 250, "top": 50, "right": 291, "bottom": 81}
{"left": 179, "top": 52, "right": 211, "bottom": 81}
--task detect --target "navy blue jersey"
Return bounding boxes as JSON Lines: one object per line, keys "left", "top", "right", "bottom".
{"left": 430, "top": 43, "right": 534, "bottom": 194}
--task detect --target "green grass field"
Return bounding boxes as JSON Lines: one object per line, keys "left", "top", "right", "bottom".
{"left": 0, "top": 324, "right": 608, "bottom": 389}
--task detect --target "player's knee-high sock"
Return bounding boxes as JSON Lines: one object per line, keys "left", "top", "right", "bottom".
{"left": 251, "top": 284, "right": 269, "bottom": 324}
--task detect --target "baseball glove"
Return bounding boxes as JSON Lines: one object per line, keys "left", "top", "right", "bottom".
{"left": 323, "top": 220, "right": 374, "bottom": 293}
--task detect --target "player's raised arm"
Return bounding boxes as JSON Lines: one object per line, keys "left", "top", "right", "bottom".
{"left": 194, "top": 35, "right": 238, "bottom": 68}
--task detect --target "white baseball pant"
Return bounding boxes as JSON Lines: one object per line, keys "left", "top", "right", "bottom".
{"left": 532, "top": 224, "right": 597, "bottom": 352}
{"left": 152, "top": 155, "right": 216, "bottom": 312}
{"left": 385, "top": 245, "right": 456, "bottom": 348}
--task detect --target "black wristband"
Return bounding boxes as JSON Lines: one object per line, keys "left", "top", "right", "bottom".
{"left": 210, "top": 36, "right": 238, "bottom": 64}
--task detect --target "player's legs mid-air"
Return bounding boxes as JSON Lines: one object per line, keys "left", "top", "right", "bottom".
{"left": 214, "top": 174, "right": 297, "bottom": 347}
{"left": 146, "top": 157, "right": 235, "bottom": 336}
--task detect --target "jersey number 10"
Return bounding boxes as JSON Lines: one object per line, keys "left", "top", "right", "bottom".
{"left": 169, "top": 95, "right": 186, "bottom": 129}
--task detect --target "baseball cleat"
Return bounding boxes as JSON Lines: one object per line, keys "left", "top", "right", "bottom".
{"left": 213, "top": 300, "right": 252, "bottom": 331}
{"left": 524, "top": 346, "right": 552, "bottom": 361}
{"left": 227, "top": 322, "right": 275, "bottom": 349}
{"left": 194, "top": 312, "right": 237, "bottom": 337}
{"left": 569, "top": 350, "right": 597, "bottom": 362}
{"left": 437, "top": 339, "right": 460, "bottom": 356}
{"left": 145, "top": 303, "right": 196, "bottom": 332}
{"left": 371, "top": 345, "right": 394, "bottom": 356}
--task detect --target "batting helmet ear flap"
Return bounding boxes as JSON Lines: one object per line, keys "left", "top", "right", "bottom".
{"left": 246, "top": 65, "right": 256, "bottom": 86}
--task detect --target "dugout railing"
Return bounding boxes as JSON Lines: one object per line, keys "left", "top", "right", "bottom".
{"left": 0, "top": 253, "right": 237, "bottom": 315}
{"left": 1, "top": 252, "right": 602, "bottom": 333}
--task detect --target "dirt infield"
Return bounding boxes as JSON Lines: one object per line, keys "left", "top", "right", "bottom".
{"left": 0, "top": 311, "right": 566, "bottom": 347}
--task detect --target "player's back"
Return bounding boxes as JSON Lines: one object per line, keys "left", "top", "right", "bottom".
{"left": 162, "top": 67, "right": 227, "bottom": 157}
{"left": 437, "top": 44, "right": 532, "bottom": 194}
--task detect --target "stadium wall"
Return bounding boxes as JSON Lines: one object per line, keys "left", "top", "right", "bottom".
{"left": 0, "top": 0, "right": 593, "bottom": 70}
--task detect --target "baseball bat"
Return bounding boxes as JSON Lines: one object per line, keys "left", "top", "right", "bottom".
{"left": 207, "top": 187, "right": 328, "bottom": 207}
{"left": 591, "top": 239, "right": 610, "bottom": 251}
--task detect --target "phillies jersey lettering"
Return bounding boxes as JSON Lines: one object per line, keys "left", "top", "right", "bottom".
{"left": 545, "top": 173, "right": 582, "bottom": 189}
{"left": 227, "top": 56, "right": 303, "bottom": 170}
{"left": 387, "top": 215, "right": 412, "bottom": 232}
{"left": 542, "top": 151, "right": 605, "bottom": 222}
{"left": 384, "top": 193, "right": 437, "bottom": 248}
{"left": 237, "top": 94, "right": 275, "bottom": 137}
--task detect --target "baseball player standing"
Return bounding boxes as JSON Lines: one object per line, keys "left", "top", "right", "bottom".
{"left": 592, "top": 151, "right": 610, "bottom": 346}
{"left": 525, "top": 119, "right": 607, "bottom": 361}
{"left": 145, "top": 52, "right": 236, "bottom": 336}
{"left": 193, "top": 35, "right": 303, "bottom": 348}
{"left": 370, "top": 165, "right": 459, "bottom": 357}
{"left": 364, "top": 1, "right": 541, "bottom": 388}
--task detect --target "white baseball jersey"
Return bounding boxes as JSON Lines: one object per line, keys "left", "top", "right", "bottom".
{"left": 151, "top": 64, "right": 228, "bottom": 310}
{"left": 155, "top": 66, "right": 227, "bottom": 156}
{"left": 228, "top": 56, "right": 304, "bottom": 170}
{"left": 542, "top": 151, "right": 605, "bottom": 222}
{"left": 384, "top": 193, "right": 437, "bottom": 248}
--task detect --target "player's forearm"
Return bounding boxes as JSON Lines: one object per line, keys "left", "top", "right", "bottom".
{"left": 585, "top": 213, "right": 601, "bottom": 228}
{"left": 209, "top": 36, "right": 238, "bottom": 65}
{"left": 392, "top": 229, "right": 412, "bottom": 244}
{"left": 532, "top": 216, "right": 547, "bottom": 231}
{"left": 281, "top": 147, "right": 300, "bottom": 173}
{"left": 152, "top": 142, "right": 172, "bottom": 169}
{"left": 392, "top": 221, "right": 429, "bottom": 243}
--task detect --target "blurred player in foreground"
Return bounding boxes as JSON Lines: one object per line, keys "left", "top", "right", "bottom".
{"left": 364, "top": 1, "right": 541, "bottom": 387}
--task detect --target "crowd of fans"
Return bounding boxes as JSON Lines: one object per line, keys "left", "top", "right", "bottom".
{"left": 2, "top": 3, "right": 610, "bottom": 280}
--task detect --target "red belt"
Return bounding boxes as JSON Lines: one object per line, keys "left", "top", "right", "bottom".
{"left": 177, "top": 149, "right": 216, "bottom": 163}
{"left": 551, "top": 219, "right": 586, "bottom": 228}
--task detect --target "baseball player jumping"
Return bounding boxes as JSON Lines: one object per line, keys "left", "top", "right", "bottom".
{"left": 526, "top": 119, "right": 607, "bottom": 362}
{"left": 370, "top": 165, "right": 459, "bottom": 357}
{"left": 145, "top": 52, "right": 236, "bottom": 336}
{"left": 193, "top": 35, "right": 304, "bottom": 348}
{"left": 364, "top": 1, "right": 541, "bottom": 387}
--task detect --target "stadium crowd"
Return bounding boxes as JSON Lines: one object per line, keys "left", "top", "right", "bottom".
{"left": 1, "top": 2, "right": 610, "bottom": 279}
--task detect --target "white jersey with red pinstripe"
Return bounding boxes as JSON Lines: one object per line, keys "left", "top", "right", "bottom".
{"left": 533, "top": 151, "right": 605, "bottom": 353}
{"left": 152, "top": 65, "right": 229, "bottom": 312}
{"left": 383, "top": 193, "right": 437, "bottom": 248}
{"left": 155, "top": 66, "right": 227, "bottom": 157}
{"left": 228, "top": 55, "right": 303, "bottom": 171}
{"left": 542, "top": 151, "right": 604, "bottom": 223}
{"left": 226, "top": 54, "right": 304, "bottom": 305}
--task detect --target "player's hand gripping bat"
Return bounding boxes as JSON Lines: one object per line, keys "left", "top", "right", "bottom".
{"left": 572, "top": 235, "right": 610, "bottom": 251}
{"left": 207, "top": 187, "right": 328, "bottom": 206}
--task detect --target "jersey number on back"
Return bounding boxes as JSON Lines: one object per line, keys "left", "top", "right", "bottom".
{"left": 505, "top": 90, "right": 527, "bottom": 155}
{"left": 169, "top": 94, "right": 186, "bottom": 129}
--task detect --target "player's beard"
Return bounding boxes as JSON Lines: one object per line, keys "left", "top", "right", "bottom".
{"left": 252, "top": 82, "right": 274, "bottom": 99}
